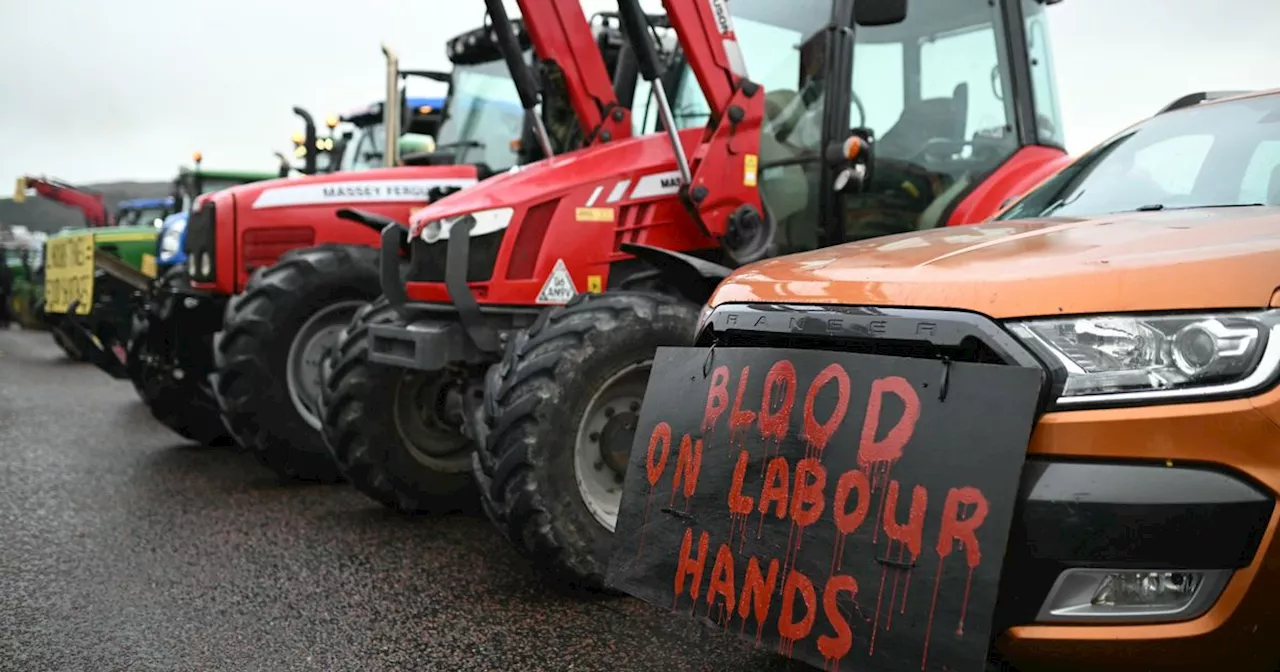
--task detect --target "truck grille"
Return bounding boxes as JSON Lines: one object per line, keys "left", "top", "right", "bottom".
{"left": 183, "top": 203, "right": 217, "bottom": 282}
{"left": 697, "top": 304, "right": 1043, "bottom": 370}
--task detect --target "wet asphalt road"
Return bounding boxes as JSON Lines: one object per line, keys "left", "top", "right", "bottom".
{"left": 0, "top": 328, "right": 794, "bottom": 672}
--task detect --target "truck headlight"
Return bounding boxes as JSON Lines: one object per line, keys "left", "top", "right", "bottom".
{"left": 1007, "top": 310, "right": 1280, "bottom": 406}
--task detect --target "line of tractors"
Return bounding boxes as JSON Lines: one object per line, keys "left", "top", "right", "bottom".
{"left": 16, "top": 0, "right": 1076, "bottom": 590}
{"left": 17, "top": 0, "right": 1086, "bottom": 645}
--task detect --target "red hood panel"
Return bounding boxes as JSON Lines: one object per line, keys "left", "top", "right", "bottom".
{"left": 217, "top": 165, "right": 480, "bottom": 210}
{"left": 408, "top": 128, "right": 703, "bottom": 235}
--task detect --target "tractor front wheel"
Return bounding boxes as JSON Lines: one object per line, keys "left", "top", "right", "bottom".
{"left": 474, "top": 291, "right": 700, "bottom": 591}
{"left": 127, "top": 265, "right": 232, "bottom": 446}
{"left": 320, "top": 298, "right": 478, "bottom": 512}
{"left": 212, "top": 245, "right": 379, "bottom": 483}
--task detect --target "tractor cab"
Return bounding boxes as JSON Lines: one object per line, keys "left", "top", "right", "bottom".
{"left": 379, "top": 27, "right": 538, "bottom": 178}
{"left": 114, "top": 196, "right": 177, "bottom": 229}
{"left": 390, "top": 11, "right": 658, "bottom": 179}
{"left": 170, "top": 158, "right": 280, "bottom": 214}
{"left": 331, "top": 95, "right": 447, "bottom": 173}
{"left": 659, "top": 0, "right": 1067, "bottom": 255}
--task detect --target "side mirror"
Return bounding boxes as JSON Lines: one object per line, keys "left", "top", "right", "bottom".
{"left": 855, "top": 0, "right": 907, "bottom": 26}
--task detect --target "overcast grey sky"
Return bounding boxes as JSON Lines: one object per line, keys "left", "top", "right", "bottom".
{"left": 0, "top": 0, "right": 1276, "bottom": 188}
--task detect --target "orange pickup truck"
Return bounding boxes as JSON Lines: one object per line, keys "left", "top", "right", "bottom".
{"left": 608, "top": 89, "right": 1280, "bottom": 672}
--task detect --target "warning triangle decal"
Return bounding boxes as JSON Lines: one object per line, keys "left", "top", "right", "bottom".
{"left": 536, "top": 258, "right": 578, "bottom": 304}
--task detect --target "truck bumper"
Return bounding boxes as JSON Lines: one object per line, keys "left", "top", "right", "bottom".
{"left": 699, "top": 303, "right": 1280, "bottom": 671}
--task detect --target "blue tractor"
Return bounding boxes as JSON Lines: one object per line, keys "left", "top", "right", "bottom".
{"left": 115, "top": 196, "right": 177, "bottom": 228}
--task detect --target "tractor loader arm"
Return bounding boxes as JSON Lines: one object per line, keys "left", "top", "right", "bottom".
{"left": 15, "top": 175, "right": 113, "bottom": 227}
{"left": 335, "top": 208, "right": 405, "bottom": 233}
{"left": 617, "top": 0, "right": 768, "bottom": 265}
{"left": 512, "top": 0, "right": 632, "bottom": 144}
{"left": 482, "top": 0, "right": 632, "bottom": 160}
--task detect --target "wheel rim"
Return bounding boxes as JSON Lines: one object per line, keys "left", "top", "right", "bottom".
{"left": 574, "top": 360, "right": 651, "bottom": 533}
{"left": 286, "top": 300, "right": 366, "bottom": 430}
{"left": 391, "top": 370, "right": 475, "bottom": 472}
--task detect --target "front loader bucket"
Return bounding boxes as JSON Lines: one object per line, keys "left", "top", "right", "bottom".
{"left": 61, "top": 301, "right": 129, "bottom": 379}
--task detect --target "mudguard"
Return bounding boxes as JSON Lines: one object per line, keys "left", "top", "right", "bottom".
{"left": 618, "top": 242, "right": 733, "bottom": 306}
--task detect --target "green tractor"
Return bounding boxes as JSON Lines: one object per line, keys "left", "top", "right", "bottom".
{"left": 17, "top": 160, "right": 277, "bottom": 367}
{"left": 0, "top": 228, "right": 46, "bottom": 330}
{"left": 40, "top": 223, "right": 164, "bottom": 362}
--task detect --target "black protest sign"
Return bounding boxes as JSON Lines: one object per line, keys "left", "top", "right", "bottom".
{"left": 607, "top": 346, "right": 1044, "bottom": 672}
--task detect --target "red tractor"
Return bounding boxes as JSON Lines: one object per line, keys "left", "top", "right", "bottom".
{"left": 325, "top": 0, "right": 1074, "bottom": 590}
{"left": 316, "top": 0, "right": 691, "bottom": 509}
{"left": 185, "top": 9, "right": 652, "bottom": 481}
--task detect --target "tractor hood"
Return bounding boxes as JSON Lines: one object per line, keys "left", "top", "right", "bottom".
{"left": 212, "top": 164, "right": 480, "bottom": 210}
{"left": 711, "top": 206, "right": 1280, "bottom": 318}
{"left": 408, "top": 128, "right": 705, "bottom": 236}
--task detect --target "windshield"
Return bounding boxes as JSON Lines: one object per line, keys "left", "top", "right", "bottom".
{"left": 177, "top": 175, "right": 263, "bottom": 212}
{"left": 997, "top": 94, "right": 1280, "bottom": 220}
{"left": 117, "top": 207, "right": 169, "bottom": 228}
{"left": 339, "top": 121, "right": 387, "bottom": 172}
{"left": 434, "top": 57, "right": 526, "bottom": 172}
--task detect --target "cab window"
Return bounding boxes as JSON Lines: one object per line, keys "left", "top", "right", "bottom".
{"left": 850, "top": 43, "right": 904, "bottom": 135}
{"left": 843, "top": 0, "right": 1021, "bottom": 242}
{"left": 1023, "top": 0, "right": 1065, "bottom": 147}
{"left": 340, "top": 123, "right": 386, "bottom": 172}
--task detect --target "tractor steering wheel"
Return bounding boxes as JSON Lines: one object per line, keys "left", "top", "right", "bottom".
{"left": 913, "top": 137, "right": 964, "bottom": 164}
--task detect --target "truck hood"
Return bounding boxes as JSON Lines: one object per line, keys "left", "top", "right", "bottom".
{"left": 212, "top": 165, "right": 480, "bottom": 210}
{"left": 711, "top": 206, "right": 1280, "bottom": 318}
{"left": 408, "top": 128, "right": 704, "bottom": 235}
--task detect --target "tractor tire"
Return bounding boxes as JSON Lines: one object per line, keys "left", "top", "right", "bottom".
{"left": 319, "top": 297, "right": 478, "bottom": 512}
{"left": 474, "top": 291, "right": 700, "bottom": 591}
{"left": 212, "top": 245, "right": 380, "bottom": 483}
{"left": 127, "top": 265, "right": 232, "bottom": 446}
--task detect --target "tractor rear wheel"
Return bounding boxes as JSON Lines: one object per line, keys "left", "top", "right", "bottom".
{"left": 128, "top": 264, "right": 232, "bottom": 446}
{"left": 320, "top": 298, "right": 478, "bottom": 512}
{"left": 474, "top": 291, "right": 700, "bottom": 591}
{"left": 212, "top": 245, "right": 379, "bottom": 483}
